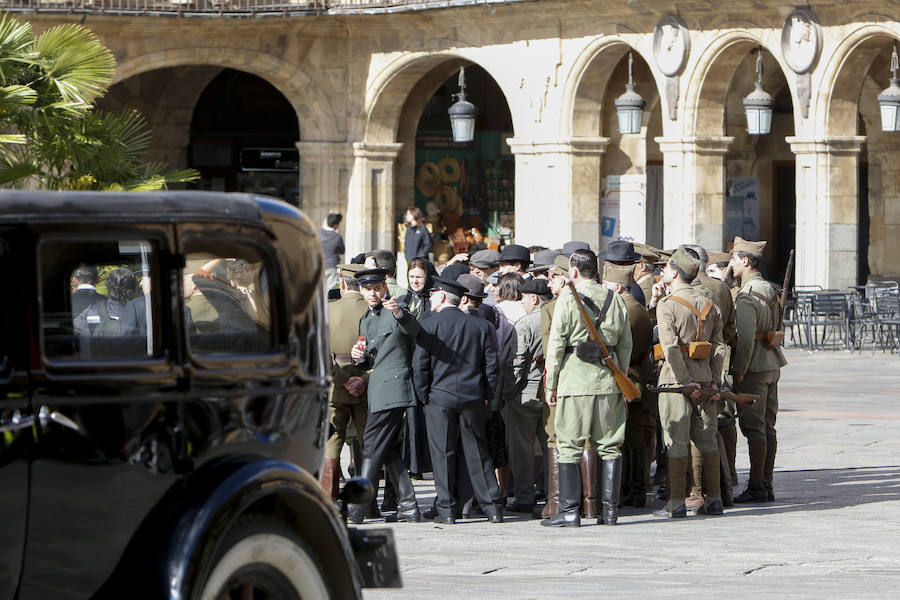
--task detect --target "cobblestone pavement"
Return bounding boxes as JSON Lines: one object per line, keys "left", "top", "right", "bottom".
{"left": 362, "top": 349, "right": 900, "bottom": 599}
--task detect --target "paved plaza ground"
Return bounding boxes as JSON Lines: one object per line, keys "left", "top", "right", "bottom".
{"left": 362, "top": 348, "right": 900, "bottom": 599}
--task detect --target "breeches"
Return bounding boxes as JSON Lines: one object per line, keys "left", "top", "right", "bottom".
{"left": 658, "top": 391, "right": 718, "bottom": 459}
{"left": 325, "top": 401, "right": 367, "bottom": 459}
{"left": 554, "top": 393, "right": 626, "bottom": 463}
{"left": 736, "top": 369, "right": 780, "bottom": 441}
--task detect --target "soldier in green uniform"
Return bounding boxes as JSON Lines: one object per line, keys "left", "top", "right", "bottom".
{"left": 651, "top": 247, "right": 726, "bottom": 518}
{"left": 729, "top": 237, "right": 788, "bottom": 503}
{"left": 602, "top": 262, "right": 652, "bottom": 508}
{"left": 541, "top": 249, "right": 632, "bottom": 528}
{"left": 319, "top": 264, "right": 370, "bottom": 500}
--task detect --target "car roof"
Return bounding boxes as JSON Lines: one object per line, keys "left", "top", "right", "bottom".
{"left": 0, "top": 190, "right": 298, "bottom": 226}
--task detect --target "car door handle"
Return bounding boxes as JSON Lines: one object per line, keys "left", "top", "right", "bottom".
{"left": 0, "top": 410, "right": 34, "bottom": 433}
{"left": 38, "top": 406, "right": 82, "bottom": 433}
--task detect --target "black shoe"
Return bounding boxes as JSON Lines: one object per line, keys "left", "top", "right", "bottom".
{"left": 698, "top": 500, "right": 724, "bottom": 515}
{"left": 534, "top": 489, "right": 547, "bottom": 503}
{"left": 385, "top": 504, "right": 422, "bottom": 523}
{"left": 652, "top": 504, "right": 687, "bottom": 519}
{"left": 433, "top": 515, "right": 455, "bottom": 525}
{"left": 488, "top": 513, "right": 503, "bottom": 523}
{"left": 506, "top": 502, "right": 535, "bottom": 514}
{"left": 765, "top": 481, "right": 775, "bottom": 502}
{"left": 423, "top": 506, "right": 438, "bottom": 519}
{"left": 734, "top": 482, "right": 768, "bottom": 503}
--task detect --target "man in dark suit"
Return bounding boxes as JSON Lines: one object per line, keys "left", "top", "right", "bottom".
{"left": 71, "top": 265, "right": 106, "bottom": 316}
{"left": 413, "top": 277, "right": 503, "bottom": 524}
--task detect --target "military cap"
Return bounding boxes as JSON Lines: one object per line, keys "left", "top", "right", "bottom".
{"left": 456, "top": 273, "right": 488, "bottom": 298}
{"left": 598, "top": 240, "right": 642, "bottom": 264}
{"left": 338, "top": 263, "right": 367, "bottom": 278}
{"left": 470, "top": 249, "right": 501, "bottom": 268}
{"left": 499, "top": 244, "right": 531, "bottom": 265}
{"left": 355, "top": 268, "right": 389, "bottom": 286}
{"left": 656, "top": 248, "right": 675, "bottom": 265}
{"left": 528, "top": 249, "right": 564, "bottom": 272}
{"left": 550, "top": 254, "right": 570, "bottom": 276}
{"left": 561, "top": 240, "right": 590, "bottom": 257}
{"left": 519, "top": 278, "right": 550, "bottom": 296}
{"left": 429, "top": 276, "right": 468, "bottom": 297}
{"left": 708, "top": 251, "right": 732, "bottom": 265}
{"left": 731, "top": 236, "right": 767, "bottom": 257}
{"left": 670, "top": 246, "right": 701, "bottom": 277}
{"left": 603, "top": 262, "right": 634, "bottom": 285}
{"left": 632, "top": 242, "right": 661, "bottom": 264}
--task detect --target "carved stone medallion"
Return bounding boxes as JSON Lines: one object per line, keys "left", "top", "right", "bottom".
{"left": 653, "top": 16, "right": 690, "bottom": 77}
{"left": 781, "top": 8, "right": 821, "bottom": 74}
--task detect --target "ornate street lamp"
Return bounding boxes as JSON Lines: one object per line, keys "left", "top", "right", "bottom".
{"left": 614, "top": 51, "right": 646, "bottom": 134}
{"left": 878, "top": 42, "right": 900, "bottom": 132}
{"left": 743, "top": 46, "right": 774, "bottom": 135}
{"left": 448, "top": 67, "right": 477, "bottom": 143}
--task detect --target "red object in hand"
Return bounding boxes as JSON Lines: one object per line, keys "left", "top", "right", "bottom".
{"left": 356, "top": 336, "right": 366, "bottom": 351}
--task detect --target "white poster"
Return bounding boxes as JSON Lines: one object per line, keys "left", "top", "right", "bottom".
{"left": 602, "top": 174, "right": 646, "bottom": 244}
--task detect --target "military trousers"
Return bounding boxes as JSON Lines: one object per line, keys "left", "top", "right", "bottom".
{"left": 554, "top": 393, "right": 626, "bottom": 463}
{"left": 325, "top": 400, "right": 368, "bottom": 460}
{"left": 658, "top": 391, "right": 718, "bottom": 459}
{"left": 543, "top": 402, "right": 557, "bottom": 447}
{"left": 503, "top": 394, "right": 547, "bottom": 505}
{"left": 735, "top": 369, "right": 780, "bottom": 441}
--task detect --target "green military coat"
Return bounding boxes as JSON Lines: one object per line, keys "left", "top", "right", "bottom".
{"left": 328, "top": 290, "right": 369, "bottom": 405}
{"left": 623, "top": 293, "right": 652, "bottom": 383}
{"left": 358, "top": 303, "right": 421, "bottom": 413}
{"left": 732, "top": 272, "right": 788, "bottom": 375}
{"left": 545, "top": 279, "right": 633, "bottom": 396}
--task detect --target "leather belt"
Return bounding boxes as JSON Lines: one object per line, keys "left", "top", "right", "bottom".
{"left": 564, "top": 345, "right": 617, "bottom": 355}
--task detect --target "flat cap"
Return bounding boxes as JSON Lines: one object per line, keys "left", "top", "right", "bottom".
{"left": 561, "top": 240, "right": 590, "bottom": 257}
{"left": 603, "top": 263, "right": 634, "bottom": 285}
{"left": 338, "top": 263, "right": 367, "bottom": 278}
{"left": 470, "top": 249, "right": 501, "bottom": 268}
{"left": 519, "top": 278, "right": 550, "bottom": 296}
{"left": 731, "top": 236, "right": 767, "bottom": 257}
{"left": 499, "top": 244, "right": 531, "bottom": 264}
{"left": 456, "top": 273, "right": 488, "bottom": 298}
{"left": 528, "top": 249, "right": 564, "bottom": 272}
{"left": 429, "top": 276, "right": 468, "bottom": 297}
{"left": 670, "top": 246, "right": 700, "bottom": 277}
{"left": 355, "top": 268, "right": 389, "bottom": 286}
{"left": 550, "top": 254, "right": 570, "bottom": 276}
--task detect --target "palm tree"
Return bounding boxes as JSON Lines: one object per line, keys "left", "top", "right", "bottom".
{"left": 0, "top": 15, "right": 197, "bottom": 190}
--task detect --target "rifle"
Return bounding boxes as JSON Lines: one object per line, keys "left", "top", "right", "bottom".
{"left": 648, "top": 385, "right": 757, "bottom": 408}
{"left": 778, "top": 249, "right": 795, "bottom": 329}
{"left": 566, "top": 281, "right": 641, "bottom": 402}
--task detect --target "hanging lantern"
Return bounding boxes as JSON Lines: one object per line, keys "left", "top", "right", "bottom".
{"left": 614, "top": 51, "right": 646, "bottom": 134}
{"left": 878, "top": 42, "right": 900, "bottom": 132}
{"left": 743, "top": 46, "right": 775, "bottom": 135}
{"left": 448, "top": 66, "right": 477, "bottom": 143}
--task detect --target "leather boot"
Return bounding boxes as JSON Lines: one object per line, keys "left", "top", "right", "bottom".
{"left": 541, "top": 447, "right": 560, "bottom": 519}
{"left": 348, "top": 458, "right": 381, "bottom": 524}
{"left": 380, "top": 471, "right": 398, "bottom": 512}
{"left": 735, "top": 437, "right": 768, "bottom": 503}
{"left": 580, "top": 448, "right": 598, "bottom": 519}
{"left": 717, "top": 433, "right": 734, "bottom": 507}
{"left": 319, "top": 456, "right": 340, "bottom": 501}
{"left": 764, "top": 433, "right": 777, "bottom": 501}
{"left": 383, "top": 459, "right": 422, "bottom": 522}
{"left": 719, "top": 422, "right": 739, "bottom": 486}
{"left": 653, "top": 455, "right": 688, "bottom": 518}
{"left": 349, "top": 438, "right": 364, "bottom": 478}
{"left": 540, "top": 462, "right": 582, "bottom": 527}
{"left": 699, "top": 451, "right": 723, "bottom": 515}
{"left": 599, "top": 456, "right": 623, "bottom": 525}
{"left": 734, "top": 480, "right": 767, "bottom": 503}
{"left": 626, "top": 445, "right": 647, "bottom": 507}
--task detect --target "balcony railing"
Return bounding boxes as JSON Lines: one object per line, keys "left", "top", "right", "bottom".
{"left": 0, "top": 0, "right": 520, "bottom": 16}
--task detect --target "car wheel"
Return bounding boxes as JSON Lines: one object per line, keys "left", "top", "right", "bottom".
{"left": 198, "top": 515, "right": 331, "bottom": 600}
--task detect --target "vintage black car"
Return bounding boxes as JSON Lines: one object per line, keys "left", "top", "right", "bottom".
{"left": 0, "top": 191, "right": 398, "bottom": 599}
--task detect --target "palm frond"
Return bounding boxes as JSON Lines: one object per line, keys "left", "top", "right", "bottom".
{"left": 0, "top": 83, "right": 37, "bottom": 113}
{"left": 0, "top": 15, "right": 35, "bottom": 85}
{"left": 0, "top": 160, "right": 39, "bottom": 187}
{"left": 33, "top": 24, "right": 115, "bottom": 106}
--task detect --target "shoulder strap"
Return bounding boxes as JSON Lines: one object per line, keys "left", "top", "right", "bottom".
{"left": 669, "top": 296, "right": 713, "bottom": 340}
{"left": 749, "top": 290, "right": 777, "bottom": 308}
{"left": 578, "top": 290, "right": 615, "bottom": 326}
{"left": 749, "top": 290, "right": 779, "bottom": 330}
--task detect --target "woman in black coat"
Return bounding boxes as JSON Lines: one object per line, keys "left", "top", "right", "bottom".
{"left": 403, "top": 207, "right": 432, "bottom": 263}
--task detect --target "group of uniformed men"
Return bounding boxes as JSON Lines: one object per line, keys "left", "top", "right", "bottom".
{"left": 318, "top": 234, "right": 787, "bottom": 526}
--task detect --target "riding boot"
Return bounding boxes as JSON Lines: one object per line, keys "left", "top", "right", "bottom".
{"left": 717, "top": 433, "right": 734, "bottom": 507}
{"left": 349, "top": 438, "right": 364, "bottom": 478}
{"left": 719, "top": 422, "right": 739, "bottom": 485}
{"left": 628, "top": 445, "right": 647, "bottom": 507}
{"left": 541, "top": 447, "right": 560, "bottom": 519}
{"left": 380, "top": 472, "right": 398, "bottom": 512}
{"left": 653, "top": 455, "right": 687, "bottom": 518}
{"left": 764, "top": 433, "right": 777, "bottom": 501}
{"left": 319, "top": 456, "right": 340, "bottom": 501}
{"left": 540, "top": 462, "right": 582, "bottom": 527}
{"left": 580, "top": 448, "right": 598, "bottom": 519}
{"left": 383, "top": 459, "right": 422, "bottom": 522}
{"left": 735, "top": 438, "right": 768, "bottom": 503}
{"left": 699, "top": 451, "right": 723, "bottom": 515}
{"left": 348, "top": 458, "right": 382, "bottom": 524}
{"left": 599, "top": 456, "right": 623, "bottom": 526}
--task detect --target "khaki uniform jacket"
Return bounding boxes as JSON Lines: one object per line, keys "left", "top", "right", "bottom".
{"left": 358, "top": 304, "right": 421, "bottom": 413}
{"left": 541, "top": 296, "right": 557, "bottom": 354}
{"left": 636, "top": 274, "right": 655, "bottom": 309}
{"left": 656, "top": 282, "right": 726, "bottom": 386}
{"left": 623, "top": 293, "right": 652, "bottom": 384}
{"left": 328, "top": 291, "right": 369, "bottom": 405}
{"left": 732, "top": 272, "right": 788, "bottom": 375}
{"left": 692, "top": 272, "right": 737, "bottom": 346}
{"left": 545, "top": 279, "right": 633, "bottom": 396}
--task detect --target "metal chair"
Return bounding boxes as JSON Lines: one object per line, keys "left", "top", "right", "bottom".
{"left": 806, "top": 292, "right": 850, "bottom": 351}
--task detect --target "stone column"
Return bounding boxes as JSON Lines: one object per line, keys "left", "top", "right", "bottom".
{"left": 506, "top": 137, "right": 609, "bottom": 251}
{"left": 655, "top": 136, "right": 733, "bottom": 251}
{"left": 296, "top": 141, "right": 354, "bottom": 231}
{"left": 787, "top": 136, "right": 865, "bottom": 289}
{"left": 345, "top": 142, "right": 404, "bottom": 258}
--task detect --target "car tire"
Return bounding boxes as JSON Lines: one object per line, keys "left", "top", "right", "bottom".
{"left": 198, "top": 514, "right": 331, "bottom": 600}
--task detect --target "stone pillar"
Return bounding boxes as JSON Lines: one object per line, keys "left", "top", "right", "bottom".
{"left": 787, "top": 136, "right": 865, "bottom": 289}
{"left": 296, "top": 141, "right": 354, "bottom": 231}
{"left": 655, "top": 136, "right": 733, "bottom": 251}
{"left": 345, "top": 142, "right": 404, "bottom": 258}
{"left": 506, "top": 137, "right": 609, "bottom": 251}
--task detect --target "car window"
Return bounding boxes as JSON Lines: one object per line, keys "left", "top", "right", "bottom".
{"left": 183, "top": 242, "right": 275, "bottom": 356}
{"left": 40, "top": 238, "right": 160, "bottom": 361}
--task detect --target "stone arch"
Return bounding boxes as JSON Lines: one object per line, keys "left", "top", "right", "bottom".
{"left": 114, "top": 47, "right": 341, "bottom": 141}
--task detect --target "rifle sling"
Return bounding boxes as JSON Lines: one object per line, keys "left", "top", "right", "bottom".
{"left": 668, "top": 295, "right": 713, "bottom": 341}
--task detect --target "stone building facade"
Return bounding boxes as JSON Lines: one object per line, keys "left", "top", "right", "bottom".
{"left": 12, "top": 0, "right": 900, "bottom": 288}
